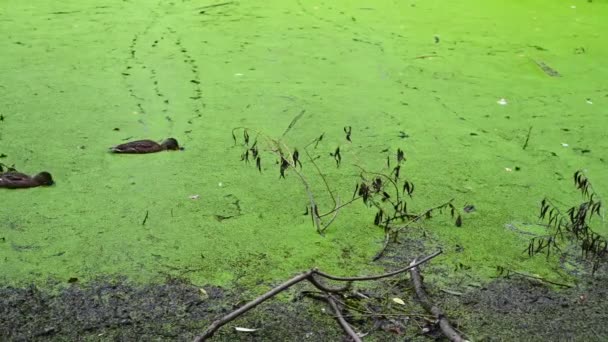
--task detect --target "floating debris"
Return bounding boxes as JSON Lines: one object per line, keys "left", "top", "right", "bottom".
{"left": 463, "top": 204, "right": 476, "bottom": 213}
{"left": 534, "top": 60, "right": 561, "bottom": 77}
{"left": 497, "top": 98, "right": 508, "bottom": 105}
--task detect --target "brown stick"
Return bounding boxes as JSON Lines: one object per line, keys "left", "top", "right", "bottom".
{"left": 193, "top": 271, "right": 314, "bottom": 341}
{"left": 326, "top": 294, "right": 362, "bottom": 342}
{"left": 308, "top": 275, "right": 351, "bottom": 293}
{"left": 316, "top": 249, "right": 442, "bottom": 281}
{"left": 409, "top": 259, "right": 467, "bottom": 342}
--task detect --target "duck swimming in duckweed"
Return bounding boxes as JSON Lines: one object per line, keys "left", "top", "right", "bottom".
{"left": 110, "top": 138, "right": 180, "bottom": 154}
{"left": 0, "top": 171, "right": 54, "bottom": 189}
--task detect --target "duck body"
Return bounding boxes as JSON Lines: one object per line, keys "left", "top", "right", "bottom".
{"left": 110, "top": 138, "right": 180, "bottom": 154}
{"left": 0, "top": 171, "right": 54, "bottom": 189}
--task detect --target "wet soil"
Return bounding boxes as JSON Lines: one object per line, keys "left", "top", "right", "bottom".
{"left": 1, "top": 268, "right": 606, "bottom": 341}
{"left": 449, "top": 275, "right": 608, "bottom": 341}
{"left": 0, "top": 276, "right": 345, "bottom": 341}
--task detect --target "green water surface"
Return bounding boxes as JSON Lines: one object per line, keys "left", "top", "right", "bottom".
{"left": 1, "top": 0, "right": 607, "bottom": 288}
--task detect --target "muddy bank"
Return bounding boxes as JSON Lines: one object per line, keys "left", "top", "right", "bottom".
{"left": 0, "top": 277, "right": 344, "bottom": 341}
{"left": 1, "top": 272, "right": 607, "bottom": 341}
{"left": 449, "top": 275, "right": 608, "bottom": 341}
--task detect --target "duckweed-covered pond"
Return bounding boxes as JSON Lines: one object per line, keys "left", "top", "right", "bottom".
{"left": 1, "top": 0, "right": 607, "bottom": 340}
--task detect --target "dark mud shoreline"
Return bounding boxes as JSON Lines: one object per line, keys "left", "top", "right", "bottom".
{"left": 2, "top": 273, "right": 606, "bottom": 341}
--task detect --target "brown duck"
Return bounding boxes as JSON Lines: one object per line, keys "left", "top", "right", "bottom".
{"left": 110, "top": 138, "right": 180, "bottom": 154}
{"left": 0, "top": 171, "right": 54, "bottom": 189}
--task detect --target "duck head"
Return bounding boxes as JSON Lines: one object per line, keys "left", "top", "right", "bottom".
{"left": 34, "top": 172, "right": 54, "bottom": 186}
{"left": 161, "top": 138, "right": 180, "bottom": 150}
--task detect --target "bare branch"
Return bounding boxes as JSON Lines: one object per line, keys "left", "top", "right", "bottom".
{"left": 194, "top": 271, "right": 314, "bottom": 341}
{"left": 315, "top": 249, "right": 442, "bottom": 281}
{"left": 409, "top": 259, "right": 468, "bottom": 342}
{"left": 372, "top": 232, "right": 391, "bottom": 261}
{"left": 308, "top": 274, "right": 352, "bottom": 293}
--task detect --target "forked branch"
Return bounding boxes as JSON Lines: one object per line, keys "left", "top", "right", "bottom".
{"left": 193, "top": 250, "right": 442, "bottom": 341}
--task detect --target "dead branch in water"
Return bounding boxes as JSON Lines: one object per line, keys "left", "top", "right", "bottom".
{"left": 193, "top": 250, "right": 443, "bottom": 341}
{"left": 409, "top": 259, "right": 468, "bottom": 342}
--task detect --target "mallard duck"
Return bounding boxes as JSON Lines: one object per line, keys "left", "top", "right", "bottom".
{"left": 0, "top": 171, "right": 54, "bottom": 189}
{"left": 110, "top": 138, "right": 180, "bottom": 154}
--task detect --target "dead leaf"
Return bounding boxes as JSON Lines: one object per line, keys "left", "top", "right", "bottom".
{"left": 392, "top": 297, "right": 406, "bottom": 305}
{"left": 235, "top": 327, "right": 258, "bottom": 332}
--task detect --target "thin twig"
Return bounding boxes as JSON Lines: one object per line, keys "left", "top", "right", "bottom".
{"left": 318, "top": 195, "right": 361, "bottom": 218}
{"left": 508, "top": 270, "right": 573, "bottom": 288}
{"left": 372, "top": 232, "right": 391, "bottom": 261}
{"left": 522, "top": 126, "right": 533, "bottom": 150}
{"left": 302, "top": 291, "right": 435, "bottom": 320}
{"left": 141, "top": 210, "right": 149, "bottom": 225}
{"left": 281, "top": 109, "right": 306, "bottom": 137}
{"left": 393, "top": 199, "right": 455, "bottom": 234}
{"left": 308, "top": 275, "right": 352, "bottom": 293}
{"left": 320, "top": 196, "right": 341, "bottom": 234}
{"left": 315, "top": 249, "right": 442, "bottom": 281}
{"left": 290, "top": 166, "right": 323, "bottom": 234}
{"left": 303, "top": 146, "right": 337, "bottom": 205}
{"left": 354, "top": 165, "right": 402, "bottom": 200}
{"left": 196, "top": 1, "right": 235, "bottom": 10}
{"left": 409, "top": 259, "right": 468, "bottom": 342}
{"left": 440, "top": 289, "right": 464, "bottom": 296}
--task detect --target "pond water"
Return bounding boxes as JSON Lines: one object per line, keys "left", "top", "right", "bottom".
{"left": 1, "top": 0, "right": 607, "bottom": 289}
